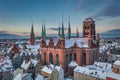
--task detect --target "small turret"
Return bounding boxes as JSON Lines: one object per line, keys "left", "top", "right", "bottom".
{"left": 76, "top": 27, "right": 79, "bottom": 38}
{"left": 96, "top": 33, "right": 100, "bottom": 40}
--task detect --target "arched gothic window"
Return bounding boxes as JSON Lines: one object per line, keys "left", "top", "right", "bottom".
{"left": 44, "top": 52, "right": 46, "bottom": 65}
{"left": 56, "top": 54, "right": 59, "bottom": 65}
{"left": 65, "top": 54, "right": 69, "bottom": 72}
{"left": 70, "top": 53, "right": 72, "bottom": 62}
{"left": 49, "top": 53, "right": 53, "bottom": 64}
{"left": 82, "top": 51, "right": 86, "bottom": 65}
{"left": 74, "top": 53, "right": 76, "bottom": 61}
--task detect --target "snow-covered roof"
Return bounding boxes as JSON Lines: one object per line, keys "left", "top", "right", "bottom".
{"left": 65, "top": 78, "right": 73, "bottom": 80}
{"left": 84, "top": 17, "right": 94, "bottom": 22}
{"left": 45, "top": 38, "right": 89, "bottom": 48}
{"left": 46, "top": 38, "right": 59, "bottom": 46}
{"left": 20, "top": 48, "right": 40, "bottom": 56}
{"left": 114, "top": 60, "right": 120, "bottom": 66}
{"left": 7, "top": 46, "right": 13, "bottom": 54}
{"left": 26, "top": 45, "right": 40, "bottom": 49}
{"left": 69, "top": 61, "right": 78, "bottom": 67}
{"left": 65, "top": 38, "right": 88, "bottom": 48}
{"left": 85, "top": 62, "right": 112, "bottom": 72}
{"left": 21, "top": 60, "right": 31, "bottom": 70}
{"left": 15, "top": 41, "right": 25, "bottom": 44}
{"left": 14, "top": 73, "right": 45, "bottom": 80}
{"left": 0, "top": 56, "right": 12, "bottom": 72}
{"left": 14, "top": 73, "right": 22, "bottom": 80}
{"left": 21, "top": 59, "right": 38, "bottom": 70}
{"left": 41, "top": 66, "right": 53, "bottom": 74}
{"left": 18, "top": 44, "right": 23, "bottom": 49}
{"left": 41, "top": 64, "right": 63, "bottom": 74}
{"left": 99, "top": 45, "right": 109, "bottom": 53}
{"left": 35, "top": 74, "right": 44, "bottom": 80}
{"left": 106, "top": 72, "right": 120, "bottom": 80}
{"left": 31, "top": 59, "right": 38, "bottom": 66}
{"left": 74, "top": 66, "right": 106, "bottom": 79}
{"left": 74, "top": 62, "right": 119, "bottom": 80}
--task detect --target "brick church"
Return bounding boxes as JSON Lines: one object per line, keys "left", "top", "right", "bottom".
{"left": 30, "top": 17, "right": 99, "bottom": 73}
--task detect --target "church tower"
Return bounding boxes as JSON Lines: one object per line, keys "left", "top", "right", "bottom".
{"left": 30, "top": 23, "right": 35, "bottom": 45}
{"left": 83, "top": 17, "right": 96, "bottom": 39}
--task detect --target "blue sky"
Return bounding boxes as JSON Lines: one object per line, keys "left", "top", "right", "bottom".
{"left": 0, "top": 0, "right": 120, "bottom": 36}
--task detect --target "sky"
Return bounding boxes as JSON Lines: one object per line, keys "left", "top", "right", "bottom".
{"left": 0, "top": 0, "right": 120, "bottom": 36}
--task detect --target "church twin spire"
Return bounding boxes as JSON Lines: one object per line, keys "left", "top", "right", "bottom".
{"left": 31, "top": 17, "right": 79, "bottom": 41}
{"left": 58, "top": 19, "right": 65, "bottom": 38}
{"left": 42, "top": 20, "right": 46, "bottom": 39}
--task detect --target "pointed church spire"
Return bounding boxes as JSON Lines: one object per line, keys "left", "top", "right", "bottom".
{"left": 68, "top": 16, "right": 71, "bottom": 39}
{"left": 61, "top": 15, "right": 65, "bottom": 38}
{"left": 58, "top": 22, "right": 61, "bottom": 38}
{"left": 76, "top": 27, "right": 79, "bottom": 38}
{"left": 41, "top": 18, "right": 46, "bottom": 39}
{"left": 44, "top": 19, "right": 46, "bottom": 38}
{"left": 31, "top": 23, "right": 34, "bottom": 35}
{"left": 41, "top": 20, "right": 44, "bottom": 38}
{"left": 30, "top": 23, "right": 35, "bottom": 45}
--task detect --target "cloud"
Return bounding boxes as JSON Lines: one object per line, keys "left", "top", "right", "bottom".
{"left": 15, "top": 32, "right": 29, "bottom": 35}
{"left": 73, "top": 0, "right": 105, "bottom": 13}
{"left": 47, "top": 27, "right": 68, "bottom": 31}
{"left": 0, "top": 31, "right": 29, "bottom": 36}
{"left": 93, "top": 0, "right": 120, "bottom": 19}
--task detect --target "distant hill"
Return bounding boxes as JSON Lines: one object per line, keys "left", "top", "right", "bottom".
{"left": 104, "top": 29, "right": 120, "bottom": 34}
{"left": 0, "top": 33, "right": 25, "bottom": 39}
{"left": 100, "top": 29, "right": 120, "bottom": 38}
{"left": 0, "top": 29, "right": 120, "bottom": 39}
